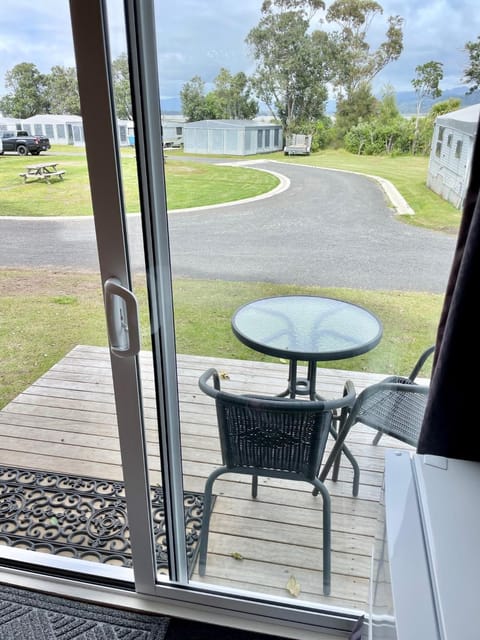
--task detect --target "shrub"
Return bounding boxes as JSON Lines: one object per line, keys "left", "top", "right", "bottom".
{"left": 345, "top": 118, "right": 414, "bottom": 155}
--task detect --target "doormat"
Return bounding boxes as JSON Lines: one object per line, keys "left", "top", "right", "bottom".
{"left": 0, "top": 466, "right": 211, "bottom": 577}
{"left": 0, "top": 583, "right": 169, "bottom": 639}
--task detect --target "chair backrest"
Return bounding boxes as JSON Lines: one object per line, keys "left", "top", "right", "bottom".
{"left": 408, "top": 345, "right": 435, "bottom": 381}
{"left": 351, "top": 346, "right": 435, "bottom": 446}
{"left": 199, "top": 368, "right": 355, "bottom": 481}
{"left": 214, "top": 393, "right": 332, "bottom": 479}
{"left": 354, "top": 380, "right": 429, "bottom": 446}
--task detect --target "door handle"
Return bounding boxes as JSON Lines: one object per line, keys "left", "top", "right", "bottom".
{"left": 104, "top": 277, "right": 141, "bottom": 357}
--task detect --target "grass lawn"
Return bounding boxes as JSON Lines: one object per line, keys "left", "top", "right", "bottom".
{"left": 0, "top": 145, "right": 451, "bottom": 408}
{"left": 0, "top": 145, "right": 461, "bottom": 235}
{"left": 0, "top": 269, "right": 442, "bottom": 410}
{"left": 0, "top": 146, "right": 279, "bottom": 217}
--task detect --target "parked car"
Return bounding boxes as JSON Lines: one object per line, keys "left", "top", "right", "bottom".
{"left": 0, "top": 130, "right": 51, "bottom": 156}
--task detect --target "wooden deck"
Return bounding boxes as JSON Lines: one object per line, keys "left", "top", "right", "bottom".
{"left": 0, "top": 345, "right": 414, "bottom": 612}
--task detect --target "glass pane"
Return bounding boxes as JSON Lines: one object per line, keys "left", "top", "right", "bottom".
{"left": 0, "top": 11, "right": 137, "bottom": 578}
{"left": 149, "top": 0, "right": 456, "bottom": 614}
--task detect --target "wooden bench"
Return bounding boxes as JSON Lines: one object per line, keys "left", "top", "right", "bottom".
{"left": 19, "top": 173, "right": 38, "bottom": 182}
{"left": 44, "top": 170, "right": 65, "bottom": 180}
{"left": 19, "top": 170, "right": 65, "bottom": 183}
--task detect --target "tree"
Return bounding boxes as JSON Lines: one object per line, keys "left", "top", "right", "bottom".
{"left": 334, "top": 82, "right": 378, "bottom": 138}
{"left": 180, "top": 76, "right": 210, "bottom": 121}
{"left": 44, "top": 66, "right": 80, "bottom": 115}
{"left": 213, "top": 68, "right": 258, "bottom": 120}
{"left": 411, "top": 61, "right": 443, "bottom": 153}
{"left": 180, "top": 70, "right": 259, "bottom": 121}
{"left": 246, "top": 0, "right": 329, "bottom": 130}
{"left": 412, "top": 61, "right": 443, "bottom": 117}
{"left": 0, "top": 62, "right": 48, "bottom": 118}
{"left": 112, "top": 53, "right": 132, "bottom": 120}
{"left": 377, "top": 84, "right": 400, "bottom": 123}
{"left": 429, "top": 97, "right": 461, "bottom": 118}
{"left": 343, "top": 85, "right": 411, "bottom": 156}
{"left": 326, "top": 0, "right": 404, "bottom": 106}
{"left": 463, "top": 35, "right": 480, "bottom": 94}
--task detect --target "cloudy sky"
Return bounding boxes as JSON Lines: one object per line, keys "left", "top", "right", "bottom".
{"left": 0, "top": 0, "right": 479, "bottom": 104}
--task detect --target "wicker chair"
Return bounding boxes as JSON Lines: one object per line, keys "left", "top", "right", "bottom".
{"left": 198, "top": 368, "right": 356, "bottom": 596}
{"left": 320, "top": 346, "right": 434, "bottom": 496}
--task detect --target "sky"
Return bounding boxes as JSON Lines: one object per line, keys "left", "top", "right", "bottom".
{"left": 0, "top": 0, "right": 479, "bottom": 106}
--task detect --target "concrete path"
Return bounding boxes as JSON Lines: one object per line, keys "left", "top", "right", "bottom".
{"left": 0, "top": 160, "right": 456, "bottom": 292}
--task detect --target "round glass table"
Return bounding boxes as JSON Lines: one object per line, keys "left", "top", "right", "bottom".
{"left": 231, "top": 295, "right": 383, "bottom": 399}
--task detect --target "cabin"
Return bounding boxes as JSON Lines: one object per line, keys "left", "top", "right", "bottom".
{"left": 0, "top": 114, "right": 132, "bottom": 147}
{"left": 183, "top": 119, "right": 283, "bottom": 155}
{"left": 427, "top": 103, "right": 480, "bottom": 209}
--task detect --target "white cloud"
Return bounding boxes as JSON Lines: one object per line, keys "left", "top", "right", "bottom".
{"left": 0, "top": 0, "right": 479, "bottom": 102}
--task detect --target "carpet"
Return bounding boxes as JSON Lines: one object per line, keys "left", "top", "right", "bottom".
{"left": 0, "top": 466, "right": 211, "bottom": 577}
{"left": 0, "top": 583, "right": 169, "bottom": 639}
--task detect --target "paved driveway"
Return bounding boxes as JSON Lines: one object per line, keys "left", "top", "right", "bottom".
{"left": 0, "top": 160, "right": 456, "bottom": 292}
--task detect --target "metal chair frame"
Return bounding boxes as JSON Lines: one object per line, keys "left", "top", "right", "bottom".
{"left": 198, "top": 368, "right": 356, "bottom": 596}
{"left": 320, "top": 346, "right": 434, "bottom": 496}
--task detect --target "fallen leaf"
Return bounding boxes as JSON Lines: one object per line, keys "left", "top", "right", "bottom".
{"left": 230, "top": 552, "right": 244, "bottom": 560}
{"left": 220, "top": 371, "right": 230, "bottom": 379}
{"left": 286, "top": 575, "right": 300, "bottom": 597}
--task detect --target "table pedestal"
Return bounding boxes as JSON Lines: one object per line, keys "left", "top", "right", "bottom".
{"left": 277, "top": 360, "right": 318, "bottom": 400}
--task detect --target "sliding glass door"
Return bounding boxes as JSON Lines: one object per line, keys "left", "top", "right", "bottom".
{"left": 69, "top": 2, "right": 358, "bottom": 633}
{"left": 0, "top": 0, "right": 452, "bottom": 636}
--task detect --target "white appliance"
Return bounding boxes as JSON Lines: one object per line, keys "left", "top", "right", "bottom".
{"left": 369, "top": 450, "right": 480, "bottom": 639}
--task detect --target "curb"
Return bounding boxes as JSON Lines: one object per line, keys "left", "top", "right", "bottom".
{"left": 267, "top": 160, "right": 415, "bottom": 216}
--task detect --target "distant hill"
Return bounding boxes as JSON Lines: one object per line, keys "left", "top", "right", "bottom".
{"left": 325, "top": 86, "right": 480, "bottom": 117}
{"left": 162, "top": 86, "right": 480, "bottom": 118}
{"left": 394, "top": 86, "right": 480, "bottom": 116}
{"left": 160, "top": 96, "right": 182, "bottom": 114}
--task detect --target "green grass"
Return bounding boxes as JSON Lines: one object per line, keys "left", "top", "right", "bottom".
{"left": 164, "top": 161, "right": 279, "bottom": 209}
{"left": 0, "top": 270, "right": 441, "bottom": 410}
{"left": 0, "top": 146, "right": 451, "bottom": 409}
{"left": 0, "top": 147, "right": 279, "bottom": 217}
{"left": 0, "top": 145, "right": 461, "bottom": 235}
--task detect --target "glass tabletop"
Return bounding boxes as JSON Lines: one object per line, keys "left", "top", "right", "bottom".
{"left": 231, "top": 295, "right": 383, "bottom": 361}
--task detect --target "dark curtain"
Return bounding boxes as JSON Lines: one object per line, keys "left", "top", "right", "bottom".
{"left": 417, "top": 114, "right": 480, "bottom": 459}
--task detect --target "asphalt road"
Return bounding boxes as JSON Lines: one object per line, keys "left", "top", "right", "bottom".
{"left": 0, "top": 160, "right": 456, "bottom": 293}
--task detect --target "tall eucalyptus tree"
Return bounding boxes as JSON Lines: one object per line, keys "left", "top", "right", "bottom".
{"left": 246, "top": 0, "right": 329, "bottom": 130}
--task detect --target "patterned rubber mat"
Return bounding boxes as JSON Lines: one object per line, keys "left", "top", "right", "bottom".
{"left": 0, "top": 465, "right": 209, "bottom": 576}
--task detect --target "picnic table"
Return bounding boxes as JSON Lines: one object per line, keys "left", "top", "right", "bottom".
{"left": 19, "top": 162, "right": 65, "bottom": 183}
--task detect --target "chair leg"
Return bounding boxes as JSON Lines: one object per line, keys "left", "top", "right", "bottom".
{"left": 312, "top": 478, "right": 331, "bottom": 596}
{"left": 320, "top": 421, "right": 359, "bottom": 497}
{"left": 372, "top": 431, "right": 382, "bottom": 446}
{"left": 332, "top": 448, "right": 342, "bottom": 482}
{"left": 252, "top": 474, "right": 258, "bottom": 498}
{"left": 338, "top": 444, "right": 360, "bottom": 497}
{"left": 198, "top": 467, "right": 227, "bottom": 577}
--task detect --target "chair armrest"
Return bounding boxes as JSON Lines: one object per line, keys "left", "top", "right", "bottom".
{"left": 322, "top": 379, "right": 356, "bottom": 411}
{"left": 198, "top": 368, "right": 221, "bottom": 397}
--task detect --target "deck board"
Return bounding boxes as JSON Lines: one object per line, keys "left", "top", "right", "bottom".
{"left": 0, "top": 344, "right": 415, "bottom": 611}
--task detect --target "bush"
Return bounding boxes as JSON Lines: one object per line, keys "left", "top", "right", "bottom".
{"left": 311, "top": 117, "right": 334, "bottom": 151}
{"left": 345, "top": 118, "right": 414, "bottom": 155}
